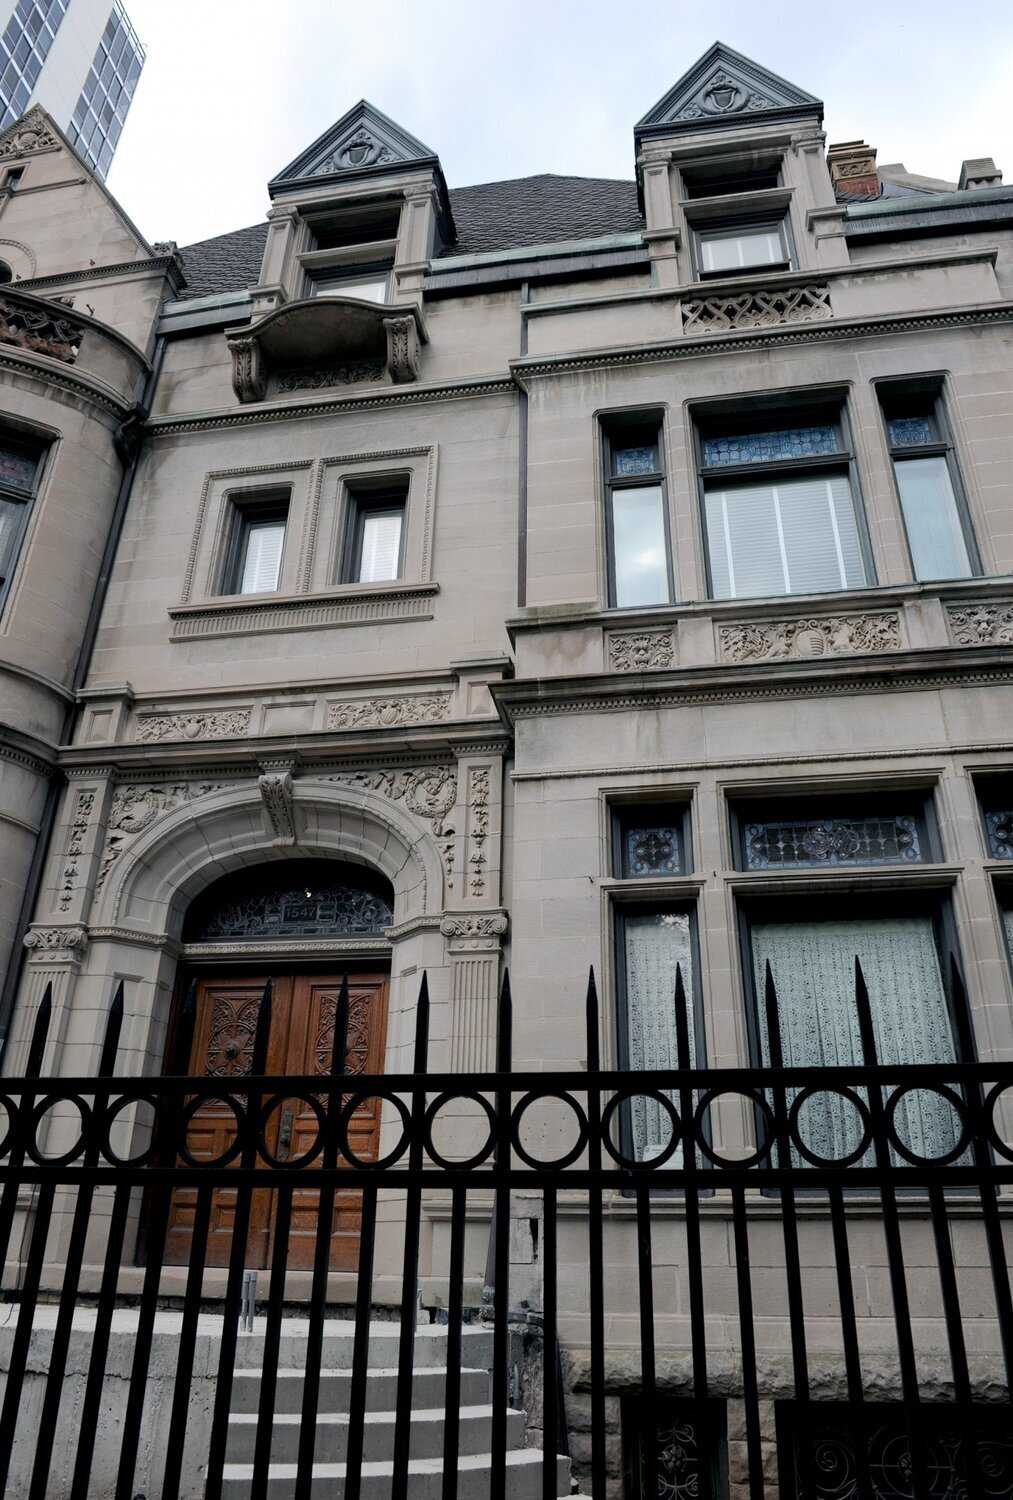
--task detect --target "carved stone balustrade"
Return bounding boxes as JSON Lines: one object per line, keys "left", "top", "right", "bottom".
{"left": 682, "top": 279, "right": 832, "bottom": 334}
{"left": 226, "top": 297, "right": 427, "bottom": 403}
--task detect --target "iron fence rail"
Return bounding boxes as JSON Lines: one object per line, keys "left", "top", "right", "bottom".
{"left": 0, "top": 960, "right": 1010, "bottom": 1499}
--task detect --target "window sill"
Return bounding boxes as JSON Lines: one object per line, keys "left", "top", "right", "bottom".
{"left": 168, "top": 581, "right": 439, "bottom": 642}
{"left": 726, "top": 864, "right": 962, "bottom": 897}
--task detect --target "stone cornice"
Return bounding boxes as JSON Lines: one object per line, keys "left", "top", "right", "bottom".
{"left": 18, "top": 253, "right": 185, "bottom": 295}
{"left": 491, "top": 646, "right": 1013, "bottom": 723}
{"left": 146, "top": 374, "right": 516, "bottom": 437}
{"left": 510, "top": 302, "right": 1013, "bottom": 382}
{"left": 56, "top": 730, "right": 509, "bottom": 775}
{"left": 0, "top": 345, "right": 131, "bottom": 417}
{"left": 0, "top": 725, "right": 57, "bottom": 778}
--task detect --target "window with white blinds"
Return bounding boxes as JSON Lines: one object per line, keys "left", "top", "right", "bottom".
{"left": 698, "top": 223, "right": 787, "bottom": 276}
{"left": 238, "top": 518, "right": 285, "bottom": 594}
{"left": 704, "top": 471, "right": 867, "bottom": 599}
{"left": 357, "top": 508, "right": 403, "bottom": 583}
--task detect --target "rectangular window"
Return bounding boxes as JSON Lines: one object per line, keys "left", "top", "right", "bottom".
{"left": 311, "top": 271, "right": 390, "bottom": 302}
{"left": 341, "top": 482, "right": 407, "bottom": 584}
{"left": 879, "top": 384, "right": 977, "bottom": 582}
{"left": 0, "top": 433, "right": 44, "bottom": 612}
{"left": 696, "top": 220, "right": 789, "bottom": 275}
{"left": 623, "top": 1397, "right": 726, "bottom": 1500}
{"left": 613, "top": 802, "right": 689, "bottom": 879}
{"left": 602, "top": 415, "right": 673, "bottom": 609}
{"left": 697, "top": 403, "right": 870, "bottom": 601}
{"left": 221, "top": 492, "right": 289, "bottom": 596}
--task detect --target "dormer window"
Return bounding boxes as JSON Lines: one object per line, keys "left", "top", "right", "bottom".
{"left": 300, "top": 202, "right": 399, "bottom": 304}
{"left": 696, "top": 220, "right": 790, "bottom": 276}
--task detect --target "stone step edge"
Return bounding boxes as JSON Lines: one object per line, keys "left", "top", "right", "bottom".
{"left": 228, "top": 1405, "right": 522, "bottom": 1427}
{"left": 232, "top": 1365, "right": 489, "bottom": 1380}
{"left": 222, "top": 1449, "right": 565, "bottom": 1479}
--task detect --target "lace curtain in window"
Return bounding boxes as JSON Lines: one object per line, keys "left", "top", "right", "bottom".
{"left": 751, "top": 916, "right": 960, "bottom": 1166}
{"left": 623, "top": 911, "right": 695, "bottom": 1162}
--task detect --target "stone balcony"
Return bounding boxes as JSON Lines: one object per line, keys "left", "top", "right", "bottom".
{"left": 0, "top": 285, "right": 148, "bottom": 407}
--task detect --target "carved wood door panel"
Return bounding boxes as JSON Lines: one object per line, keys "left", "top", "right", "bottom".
{"left": 163, "top": 972, "right": 388, "bottom": 1271}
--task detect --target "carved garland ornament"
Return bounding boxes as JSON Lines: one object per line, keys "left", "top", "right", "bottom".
{"left": 327, "top": 694, "right": 453, "bottom": 731}
{"left": 58, "top": 789, "right": 95, "bottom": 913}
{"left": 96, "top": 782, "right": 228, "bottom": 892}
{"left": 719, "top": 612, "right": 902, "bottom": 663}
{"left": 135, "top": 710, "right": 252, "bottom": 743}
{"left": 466, "top": 766, "right": 491, "bottom": 897}
{"left": 947, "top": 603, "right": 1013, "bottom": 647}
{"left": 607, "top": 630, "right": 676, "bottom": 672}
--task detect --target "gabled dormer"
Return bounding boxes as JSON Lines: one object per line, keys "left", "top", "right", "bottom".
{"left": 229, "top": 102, "right": 453, "bottom": 402}
{"left": 633, "top": 44, "right": 845, "bottom": 289}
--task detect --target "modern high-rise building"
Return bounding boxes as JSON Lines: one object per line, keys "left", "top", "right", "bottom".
{"left": 0, "top": 0, "right": 142, "bottom": 176}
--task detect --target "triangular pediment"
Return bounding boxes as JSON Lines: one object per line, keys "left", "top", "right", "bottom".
{"left": 270, "top": 101, "right": 438, "bottom": 193}
{"left": 636, "top": 43, "right": 822, "bottom": 138}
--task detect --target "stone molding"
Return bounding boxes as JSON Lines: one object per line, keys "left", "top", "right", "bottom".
{"left": 512, "top": 304, "right": 1013, "bottom": 382}
{"left": 181, "top": 460, "right": 316, "bottom": 604}
{"left": 718, "top": 611, "right": 902, "bottom": 663}
{"left": 947, "top": 602, "right": 1013, "bottom": 647}
{"left": 276, "top": 362, "right": 385, "bottom": 391}
{"left": 315, "top": 764, "right": 458, "bottom": 890}
{"left": 146, "top": 376, "right": 515, "bottom": 437}
{"left": 0, "top": 346, "right": 127, "bottom": 417}
{"left": 23, "top": 925, "right": 88, "bottom": 956}
{"left": 326, "top": 693, "right": 452, "bottom": 731}
{"left": 607, "top": 628, "right": 677, "bottom": 672}
{"left": 181, "top": 936, "right": 390, "bottom": 960}
{"left": 169, "top": 585, "right": 438, "bottom": 641}
{"left": 304, "top": 446, "right": 438, "bottom": 590}
{"left": 0, "top": 739, "right": 54, "bottom": 779}
{"left": 135, "top": 709, "right": 252, "bottom": 743}
{"left": 682, "top": 281, "right": 831, "bottom": 334}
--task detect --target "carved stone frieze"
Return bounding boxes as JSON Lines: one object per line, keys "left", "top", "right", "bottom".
{"left": 947, "top": 602, "right": 1013, "bottom": 647}
{"left": 718, "top": 611, "right": 902, "bottom": 663}
{"left": 135, "top": 709, "right": 252, "bottom": 743}
{"left": 682, "top": 283, "right": 831, "bottom": 335}
{"left": 0, "top": 295, "right": 83, "bottom": 363}
{"left": 0, "top": 107, "right": 59, "bottom": 159}
{"left": 326, "top": 693, "right": 453, "bottom": 731}
{"left": 383, "top": 315, "right": 420, "bottom": 383}
{"left": 259, "top": 770, "right": 295, "bottom": 841}
{"left": 317, "top": 765, "right": 458, "bottom": 890}
{"left": 96, "top": 782, "right": 228, "bottom": 892}
{"left": 276, "top": 362, "right": 385, "bottom": 391}
{"left": 607, "top": 629, "right": 676, "bottom": 672}
{"left": 23, "top": 925, "right": 88, "bottom": 956}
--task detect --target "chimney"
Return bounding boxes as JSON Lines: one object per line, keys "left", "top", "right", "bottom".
{"left": 959, "top": 158, "right": 1002, "bottom": 191}
{"left": 827, "top": 140, "right": 880, "bottom": 200}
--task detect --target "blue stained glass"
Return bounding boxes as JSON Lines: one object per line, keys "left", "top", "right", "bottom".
{"left": 622, "top": 822, "right": 682, "bottom": 877}
{"left": 888, "top": 416, "right": 934, "bottom": 448}
{"left": 614, "top": 445, "right": 657, "bottom": 477}
{"left": 702, "top": 424, "right": 839, "bottom": 468}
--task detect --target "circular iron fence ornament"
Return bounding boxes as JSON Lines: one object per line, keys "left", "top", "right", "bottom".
{"left": 510, "top": 1090, "right": 589, "bottom": 1171}
{"left": 693, "top": 1088, "right": 777, "bottom": 1168}
{"left": 27, "top": 1093, "right": 91, "bottom": 1167}
{"left": 786, "top": 1085, "right": 873, "bottom": 1168}
{"left": 423, "top": 1090, "right": 497, "bottom": 1171}
{"left": 177, "top": 1094, "right": 245, "bottom": 1170}
{"left": 100, "top": 1093, "right": 162, "bottom": 1167}
{"left": 337, "top": 1090, "right": 411, "bottom": 1170}
{"left": 883, "top": 1082, "right": 971, "bottom": 1167}
{"left": 256, "top": 1092, "right": 327, "bottom": 1169}
{"left": 600, "top": 1089, "right": 683, "bottom": 1170}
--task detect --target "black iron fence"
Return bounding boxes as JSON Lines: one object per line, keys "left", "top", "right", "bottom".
{"left": 0, "top": 960, "right": 1012, "bottom": 1498}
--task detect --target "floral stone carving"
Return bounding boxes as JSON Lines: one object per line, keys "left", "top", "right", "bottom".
{"left": 607, "top": 630, "right": 676, "bottom": 672}
{"left": 947, "top": 602, "right": 1013, "bottom": 647}
{"left": 96, "top": 782, "right": 228, "bottom": 892}
{"left": 135, "top": 710, "right": 252, "bottom": 743}
{"left": 0, "top": 107, "right": 59, "bottom": 159}
{"left": 719, "top": 612, "right": 902, "bottom": 663}
{"left": 327, "top": 694, "right": 453, "bottom": 731}
{"left": 319, "top": 764, "right": 458, "bottom": 891}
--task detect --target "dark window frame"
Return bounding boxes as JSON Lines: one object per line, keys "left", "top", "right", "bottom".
{"left": 218, "top": 487, "right": 290, "bottom": 598}
{"left": 692, "top": 392, "right": 877, "bottom": 602}
{"left": 339, "top": 477, "right": 409, "bottom": 585}
{"left": 622, "top": 1395, "right": 727, "bottom": 1500}
{"left": 600, "top": 410, "right": 675, "bottom": 610}
{"left": 729, "top": 789, "right": 943, "bottom": 872}
{"left": 691, "top": 211, "right": 794, "bottom": 280}
{"left": 680, "top": 159, "right": 782, "bottom": 199}
{"left": 611, "top": 800, "right": 693, "bottom": 880}
{"left": 876, "top": 375, "right": 980, "bottom": 581}
{"left": 0, "top": 432, "right": 46, "bottom": 615}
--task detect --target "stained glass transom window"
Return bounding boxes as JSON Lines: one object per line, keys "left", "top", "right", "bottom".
{"left": 986, "top": 810, "right": 1013, "bottom": 860}
{"left": 613, "top": 444, "right": 658, "bottom": 478}
{"left": 778, "top": 1403, "right": 1013, "bottom": 1500}
{"left": 743, "top": 814, "right": 922, "bottom": 870}
{"left": 0, "top": 444, "right": 38, "bottom": 493}
{"left": 701, "top": 424, "right": 839, "bottom": 468}
{"left": 622, "top": 822, "right": 682, "bottom": 878}
{"left": 887, "top": 415, "right": 935, "bottom": 448}
{"left": 184, "top": 862, "right": 394, "bottom": 942}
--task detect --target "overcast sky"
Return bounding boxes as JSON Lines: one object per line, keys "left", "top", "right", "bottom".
{"left": 106, "top": 0, "right": 1013, "bottom": 250}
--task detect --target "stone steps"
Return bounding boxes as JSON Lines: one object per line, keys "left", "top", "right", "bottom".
{"left": 219, "top": 1448, "right": 572, "bottom": 1498}
{"left": 230, "top": 1364, "right": 491, "bottom": 1413}
{"left": 226, "top": 1403, "right": 526, "bottom": 1464}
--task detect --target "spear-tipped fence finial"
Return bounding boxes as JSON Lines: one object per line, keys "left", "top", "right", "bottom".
{"left": 331, "top": 974, "right": 350, "bottom": 1075}
{"left": 585, "top": 967, "right": 600, "bottom": 1073}
{"left": 25, "top": 982, "right": 52, "bottom": 1078}
{"left": 98, "top": 980, "right": 124, "bottom": 1078}
{"left": 763, "top": 960, "right": 784, "bottom": 1071}
{"left": 251, "top": 979, "right": 273, "bottom": 1075}
{"left": 674, "top": 963, "right": 692, "bottom": 1072}
{"left": 413, "top": 971, "right": 430, "bottom": 1075}
{"left": 496, "top": 968, "right": 512, "bottom": 1074}
{"left": 853, "top": 956, "right": 878, "bottom": 1067}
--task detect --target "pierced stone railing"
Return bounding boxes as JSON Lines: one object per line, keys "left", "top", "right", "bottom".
{"left": 682, "top": 279, "right": 832, "bottom": 335}
{"left": 0, "top": 290, "right": 83, "bottom": 363}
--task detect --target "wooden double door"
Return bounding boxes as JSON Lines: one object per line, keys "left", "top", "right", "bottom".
{"left": 164, "top": 971, "right": 388, "bottom": 1270}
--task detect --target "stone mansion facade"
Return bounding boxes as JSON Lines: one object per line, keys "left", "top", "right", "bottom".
{"left": 2, "top": 39, "right": 1013, "bottom": 1488}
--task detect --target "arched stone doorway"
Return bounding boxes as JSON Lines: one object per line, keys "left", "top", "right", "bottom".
{"left": 164, "top": 859, "right": 395, "bottom": 1270}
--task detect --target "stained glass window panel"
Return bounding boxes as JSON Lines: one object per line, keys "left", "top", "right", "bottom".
{"left": 622, "top": 821, "right": 682, "bottom": 878}
{"left": 743, "top": 814, "right": 922, "bottom": 870}
{"left": 0, "top": 444, "right": 38, "bottom": 492}
{"left": 701, "top": 424, "right": 839, "bottom": 467}
{"left": 985, "top": 810, "right": 1013, "bottom": 860}
{"left": 612, "top": 443, "right": 658, "bottom": 478}
{"left": 887, "top": 415, "right": 935, "bottom": 447}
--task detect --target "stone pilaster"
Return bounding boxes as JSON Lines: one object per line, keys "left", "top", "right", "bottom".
{"left": 440, "top": 911, "right": 508, "bottom": 1072}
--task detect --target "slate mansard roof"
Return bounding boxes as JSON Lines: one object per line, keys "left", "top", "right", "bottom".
{"left": 176, "top": 173, "right": 644, "bottom": 301}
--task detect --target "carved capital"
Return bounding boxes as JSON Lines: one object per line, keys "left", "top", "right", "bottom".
{"left": 228, "top": 334, "right": 267, "bottom": 403}
{"left": 24, "top": 925, "right": 88, "bottom": 958}
{"left": 440, "top": 911, "right": 508, "bottom": 939}
{"left": 383, "top": 315, "right": 420, "bottom": 383}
